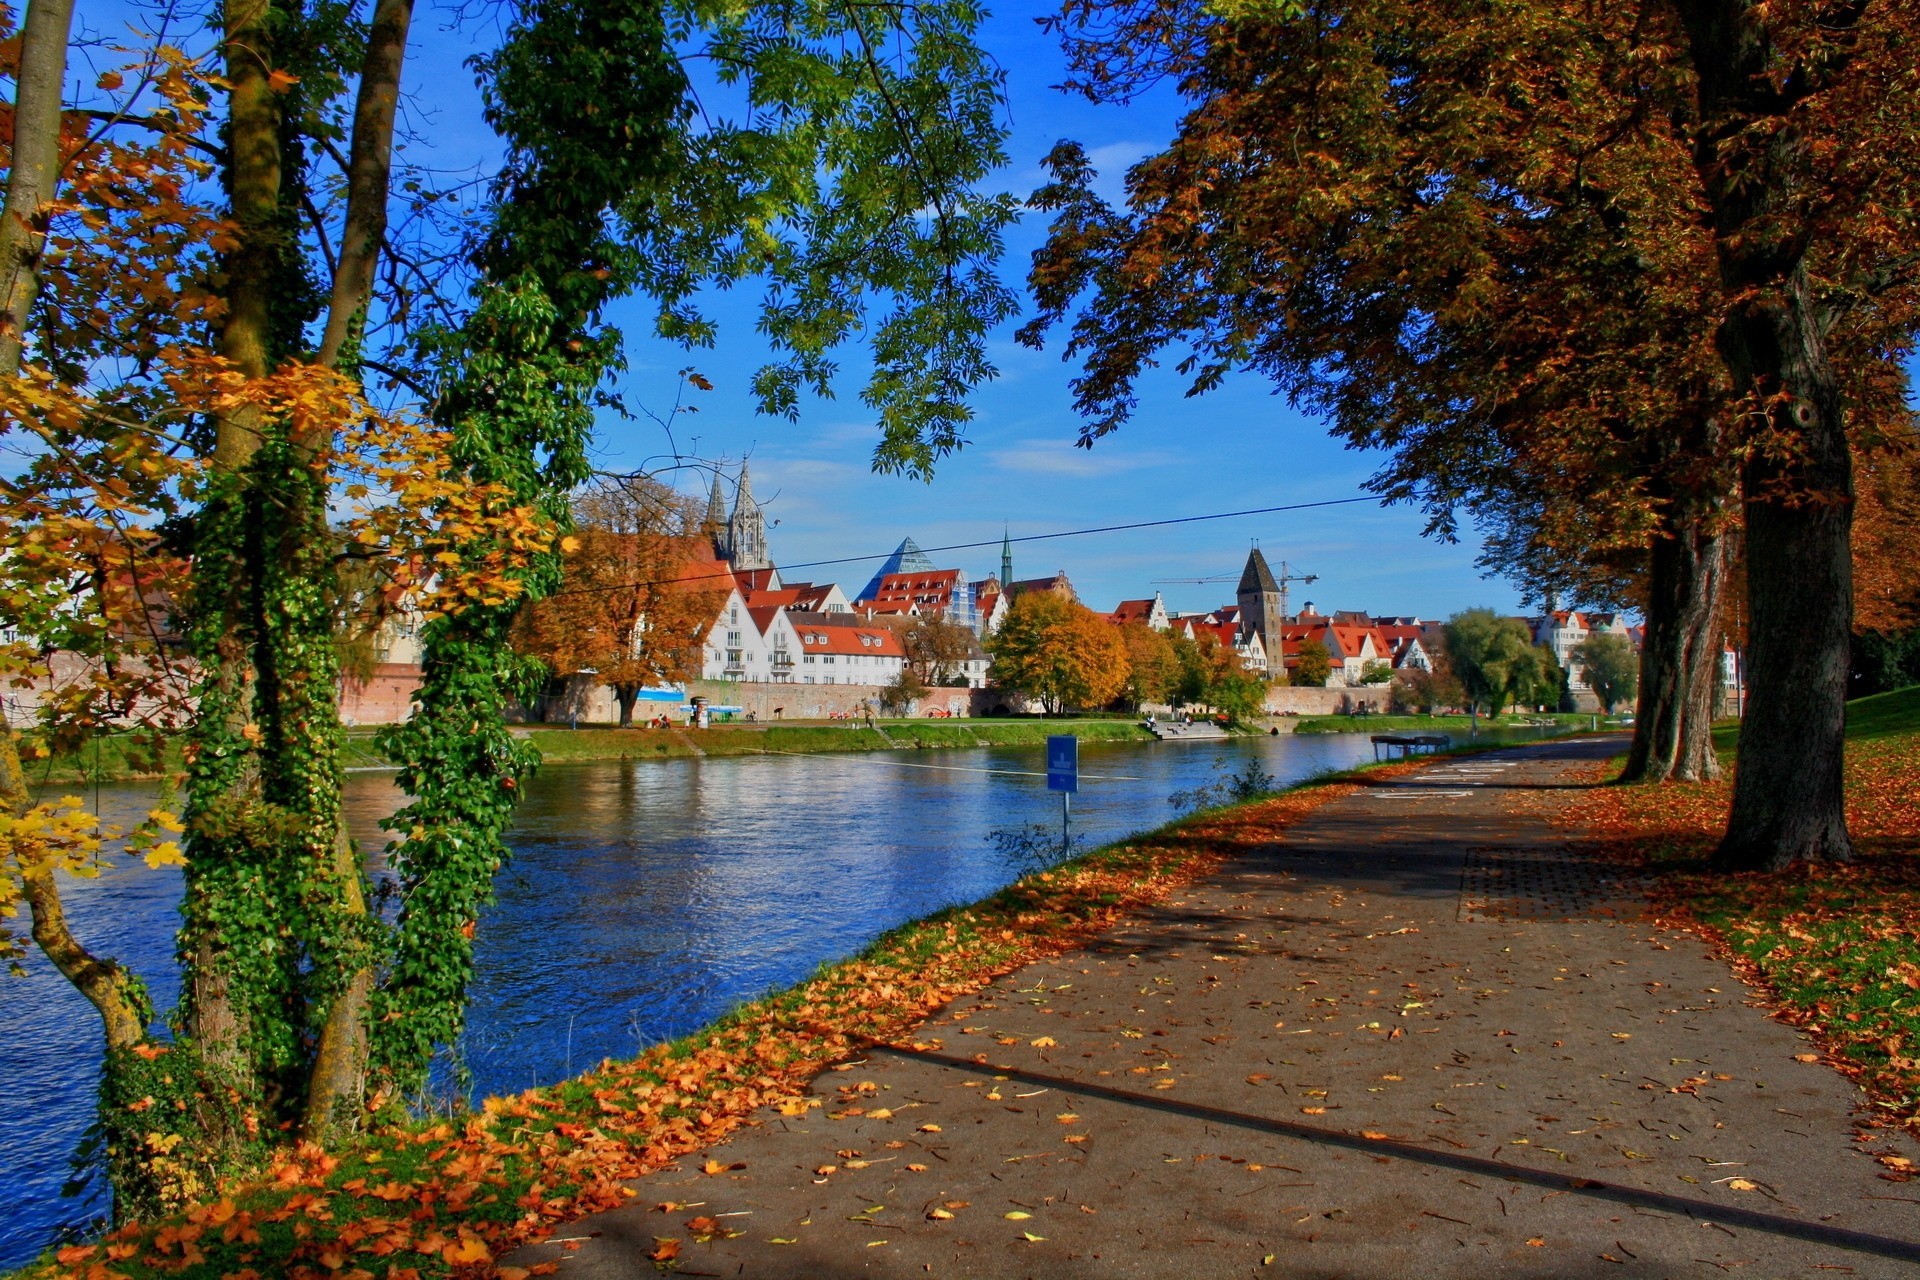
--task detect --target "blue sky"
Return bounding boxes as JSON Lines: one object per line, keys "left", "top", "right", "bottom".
{"left": 77, "top": 1, "right": 1527, "bottom": 621}
{"left": 581, "top": 7, "right": 1524, "bottom": 621}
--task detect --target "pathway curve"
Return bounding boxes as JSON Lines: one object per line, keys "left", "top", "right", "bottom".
{"left": 513, "top": 736, "right": 1920, "bottom": 1279}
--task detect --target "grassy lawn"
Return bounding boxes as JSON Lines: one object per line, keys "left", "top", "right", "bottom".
{"left": 1562, "top": 684, "right": 1920, "bottom": 1146}
{"left": 1291, "top": 711, "right": 1592, "bottom": 735}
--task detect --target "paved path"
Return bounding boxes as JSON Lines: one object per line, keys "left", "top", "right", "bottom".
{"left": 514, "top": 737, "right": 1920, "bottom": 1278}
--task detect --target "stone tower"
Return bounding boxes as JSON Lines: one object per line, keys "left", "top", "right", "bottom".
{"left": 1237, "top": 547, "right": 1283, "bottom": 677}
{"left": 726, "top": 461, "right": 770, "bottom": 571}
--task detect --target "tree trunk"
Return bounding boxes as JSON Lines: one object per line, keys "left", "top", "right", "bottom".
{"left": 616, "top": 684, "right": 639, "bottom": 728}
{"left": 1622, "top": 518, "right": 1728, "bottom": 783}
{"left": 1676, "top": 1, "right": 1858, "bottom": 871}
{"left": 178, "top": 0, "right": 287, "bottom": 1118}
{"left": 301, "top": 0, "right": 417, "bottom": 1140}
{"left": 1718, "top": 341, "right": 1854, "bottom": 869}
{"left": 0, "top": 0, "right": 77, "bottom": 377}
{"left": 316, "top": 0, "right": 413, "bottom": 368}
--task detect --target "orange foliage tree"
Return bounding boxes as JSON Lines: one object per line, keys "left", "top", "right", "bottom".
{"left": 515, "top": 478, "right": 727, "bottom": 726}
{"left": 1025, "top": 0, "right": 1920, "bottom": 869}
{"left": 987, "top": 593, "right": 1129, "bottom": 714}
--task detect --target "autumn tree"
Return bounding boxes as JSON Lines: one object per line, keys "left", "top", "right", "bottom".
{"left": 1291, "top": 640, "right": 1332, "bottom": 689}
{"left": 1026, "top": 0, "right": 1920, "bottom": 868}
{"left": 1575, "top": 633, "right": 1640, "bottom": 716}
{"left": 988, "top": 593, "right": 1129, "bottom": 714}
{"left": 895, "top": 615, "right": 981, "bottom": 686}
{"left": 515, "top": 477, "right": 724, "bottom": 727}
{"left": 2, "top": 0, "right": 1018, "bottom": 1228}
{"left": 1116, "top": 622, "right": 1179, "bottom": 710}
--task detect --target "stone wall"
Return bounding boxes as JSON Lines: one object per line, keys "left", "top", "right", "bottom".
{"left": 339, "top": 663, "right": 425, "bottom": 726}
{"left": 514, "top": 676, "right": 999, "bottom": 725}
{"left": 1262, "top": 685, "right": 1392, "bottom": 716}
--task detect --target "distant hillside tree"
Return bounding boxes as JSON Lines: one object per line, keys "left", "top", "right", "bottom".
{"left": 1575, "top": 633, "right": 1640, "bottom": 715}
{"left": 989, "top": 593, "right": 1129, "bottom": 714}
{"left": 515, "top": 478, "right": 725, "bottom": 727}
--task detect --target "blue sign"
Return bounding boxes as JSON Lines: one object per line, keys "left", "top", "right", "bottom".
{"left": 1046, "top": 734, "right": 1078, "bottom": 793}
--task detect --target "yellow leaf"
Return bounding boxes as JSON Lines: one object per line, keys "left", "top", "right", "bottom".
{"left": 267, "top": 69, "right": 300, "bottom": 93}
{"left": 142, "top": 842, "right": 186, "bottom": 869}
{"left": 1004, "top": 1211, "right": 1030, "bottom": 1220}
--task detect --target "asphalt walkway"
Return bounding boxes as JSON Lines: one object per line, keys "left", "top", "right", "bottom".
{"left": 513, "top": 736, "right": 1920, "bottom": 1278}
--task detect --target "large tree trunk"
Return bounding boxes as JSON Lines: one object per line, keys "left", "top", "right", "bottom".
{"left": 0, "top": 0, "right": 77, "bottom": 377}
{"left": 1717, "top": 299, "right": 1854, "bottom": 869}
{"left": 616, "top": 684, "right": 640, "bottom": 728}
{"left": 1677, "top": 0, "right": 1857, "bottom": 871}
{"left": 178, "top": 0, "right": 287, "bottom": 1131}
{"left": 300, "top": 0, "right": 415, "bottom": 1143}
{"left": 1622, "top": 518, "right": 1728, "bottom": 783}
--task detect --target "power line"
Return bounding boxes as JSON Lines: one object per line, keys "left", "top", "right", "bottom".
{"left": 545, "top": 493, "right": 1379, "bottom": 599}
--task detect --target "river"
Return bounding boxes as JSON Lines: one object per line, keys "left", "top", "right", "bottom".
{"left": 0, "top": 728, "right": 1554, "bottom": 1266}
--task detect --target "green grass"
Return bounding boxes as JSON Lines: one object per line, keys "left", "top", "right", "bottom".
{"left": 1291, "top": 711, "right": 1589, "bottom": 735}
{"left": 524, "top": 718, "right": 1154, "bottom": 765}
{"left": 1845, "top": 683, "right": 1920, "bottom": 742}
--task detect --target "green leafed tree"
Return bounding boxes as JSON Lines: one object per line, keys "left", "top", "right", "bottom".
{"left": 1576, "top": 632, "right": 1641, "bottom": 716}
{"left": 1442, "top": 609, "right": 1539, "bottom": 717}
{"left": 1291, "top": 639, "right": 1333, "bottom": 688}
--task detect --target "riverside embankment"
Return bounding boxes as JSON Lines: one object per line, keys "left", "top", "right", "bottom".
{"left": 8, "top": 729, "right": 1398, "bottom": 1271}
{"left": 25, "top": 717, "right": 1163, "bottom": 787}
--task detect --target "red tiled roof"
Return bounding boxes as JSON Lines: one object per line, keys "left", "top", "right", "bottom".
{"left": 790, "top": 620, "right": 905, "bottom": 657}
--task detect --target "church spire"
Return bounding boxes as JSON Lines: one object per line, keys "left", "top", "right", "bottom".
{"left": 1000, "top": 525, "right": 1013, "bottom": 588}
{"left": 725, "top": 460, "right": 769, "bottom": 571}
{"left": 705, "top": 469, "right": 728, "bottom": 528}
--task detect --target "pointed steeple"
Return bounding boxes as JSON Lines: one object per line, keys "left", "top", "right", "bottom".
{"left": 725, "top": 460, "right": 769, "bottom": 570}
{"left": 705, "top": 470, "right": 728, "bottom": 528}
{"left": 1000, "top": 526, "right": 1013, "bottom": 589}
{"left": 732, "top": 460, "right": 756, "bottom": 516}
{"left": 1237, "top": 547, "right": 1280, "bottom": 595}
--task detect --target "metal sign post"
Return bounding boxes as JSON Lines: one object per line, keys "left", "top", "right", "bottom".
{"left": 1047, "top": 734, "right": 1078, "bottom": 850}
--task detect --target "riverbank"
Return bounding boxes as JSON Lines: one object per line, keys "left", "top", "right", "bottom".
{"left": 523, "top": 717, "right": 1158, "bottom": 765}
{"left": 11, "top": 741, "right": 1473, "bottom": 1280}
{"left": 1290, "top": 710, "right": 1593, "bottom": 735}
{"left": 23, "top": 718, "right": 1161, "bottom": 787}
{"left": 1555, "top": 684, "right": 1920, "bottom": 1137}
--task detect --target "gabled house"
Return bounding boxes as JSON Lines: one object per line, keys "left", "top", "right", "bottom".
{"left": 1108, "top": 592, "right": 1171, "bottom": 631}
{"left": 786, "top": 611, "right": 907, "bottom": 685}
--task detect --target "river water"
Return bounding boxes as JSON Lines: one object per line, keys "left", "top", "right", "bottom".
{"left": 0, "top": 728, "right": 1553, "bottom": 1265}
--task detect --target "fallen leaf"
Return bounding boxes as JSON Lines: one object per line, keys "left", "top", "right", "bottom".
{"left": 928, "top": 1208, "right": 954, "bottom": 1221}
{"left": 1005, "top": 1211, "right": 1032, "bottom": 1220}
{"left": 1031, "top": 1036, "right": 1058, "bottom": 1048}
{"left": 702, "top": 1158, "right": 744, "bottom": 1175}
{"left": 919, "top": 1124, "right": 942, "bottom": 1133}
{"left": 648, "top": 1238, "right": 681, "bottom": 1263}
{"left": 1300, "top": 1106, "right": 1327, "bottom": 1115}
{"left": 1725, "top": 1178, "right": 1761, "bottom": 1191}
{"left": 1526, "top": 1237, "right": 1546, "bottom": 1247}
{"left": 1794, "top": 1053, "right": 1820, "bottom": 1063}
{"left": 1022, "top": 1231, "right": 1047, "bottom": 1242}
